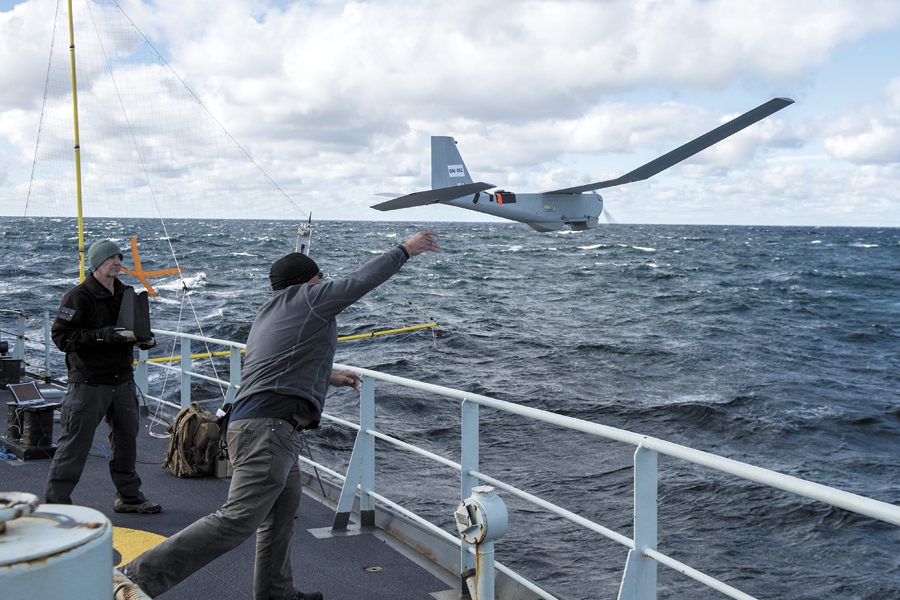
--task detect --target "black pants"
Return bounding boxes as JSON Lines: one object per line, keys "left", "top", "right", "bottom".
{"left": 44, "top": 381, "right": 146, "bottom": 505}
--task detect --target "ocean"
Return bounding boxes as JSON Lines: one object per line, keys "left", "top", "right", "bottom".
{"left": 2, "top": 217, "right": 898, "bottom": 599}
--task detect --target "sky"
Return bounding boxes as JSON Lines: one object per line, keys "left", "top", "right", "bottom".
{"left": 1, "top": 0, "right": 899, "bottom": 226}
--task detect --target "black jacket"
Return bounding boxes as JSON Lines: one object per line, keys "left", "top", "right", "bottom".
{"left": 51, "top": 273, "right": 135, "bottom": 384}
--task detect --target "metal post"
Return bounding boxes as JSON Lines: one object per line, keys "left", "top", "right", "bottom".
{"left": 618, "top": 444, "right": 658, "bottom": 600}
{"left": 223, "top": 346, "right": 241, "bottom": 405}
{"left": 332, "top": 439, "right": 362, "bottom": 530}
{"left": 14, "top": 313, "right": 25, "bottom": 361}
{"left": 43, "top": 311, "right": 51, "bottom": 381}
{"left": 332, "top": 375, "right": 376, "bottom": 530}
{"left": 459, "top": 399, "right": 479, "bottom": 595}
{"left": 180, "top": 336, "right": 191, "bottom": 409}
{"left": 136, "top": 348, "right": 149, "bottom": 414}
{"left": 358, "top": 376, "right": 376, "bottom": 527}
{"left": 474, "top": 540, "right": 496, "bottom": 600}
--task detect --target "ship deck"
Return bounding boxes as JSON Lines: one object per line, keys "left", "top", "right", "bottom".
{"left": 1, "top": 385, "right": 460, "bottom": 600}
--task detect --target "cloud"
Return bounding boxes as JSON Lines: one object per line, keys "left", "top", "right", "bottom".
{"left": 2, "top": 0, "right": 900, "bottom": 224}
{"left": 133, "top": 0, "right": 900, "bottom": 140}
{"left": 612, "top": 161, "right": 900, "bottom": 226}
{"left": 888, "top": 77, "right": 900, "bottom": 111}
{"left": 824, "top": 120, "right": 900, "bottom": 164}
{"left": 820, "top": 77, "right": 900, "bottom": 164}
{"left": 0, "top": 1, "right": 55, "bottom": 110}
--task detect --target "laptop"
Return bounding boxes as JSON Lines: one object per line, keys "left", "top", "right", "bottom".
{"left": 8, "top": 382, "right": 47, "bottom": 406}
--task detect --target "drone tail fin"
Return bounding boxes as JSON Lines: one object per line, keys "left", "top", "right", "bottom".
{"left": 431, "top": 136, "right": 474, "bottom": 189}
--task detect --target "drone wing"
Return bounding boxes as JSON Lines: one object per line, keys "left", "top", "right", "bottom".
{"left": 544, "top": 97, "right": 794, "bottom": 195}
{"left": 371, "top": 182, "right": 495, "bottom": 211}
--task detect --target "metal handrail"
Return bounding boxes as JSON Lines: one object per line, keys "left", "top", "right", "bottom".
{"left": 0, "top": 310, "right": 54, "bottom": 382}
{"left": 334, "top": 364, "right": 900, "bottom": 526}
{"left": 152, "top": 328, "right": 245, "bottom": 349}
{"left": 9, "top": 319, "right": 900, "bottom": 600}
{"left": 334, "top": 364, "right": 900, "bottom": 525}
{"left": 326, "top": 366, "right": 900, "bottom": 600}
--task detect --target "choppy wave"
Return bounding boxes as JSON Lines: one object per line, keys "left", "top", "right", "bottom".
{"left": 2, "top": 218, "right": 899, "bottom": 600}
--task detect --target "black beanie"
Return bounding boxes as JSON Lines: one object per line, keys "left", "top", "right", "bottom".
{"left": 269, "top": 253, "right": 320, "bottom": 291}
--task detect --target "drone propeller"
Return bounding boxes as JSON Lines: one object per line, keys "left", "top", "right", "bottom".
{"left": 602, "top": 208, "right": 617, "bottom": 224}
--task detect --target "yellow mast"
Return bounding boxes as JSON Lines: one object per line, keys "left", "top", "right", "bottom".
{"left": 66, "top": 0, "right": 86, "bottom": 282}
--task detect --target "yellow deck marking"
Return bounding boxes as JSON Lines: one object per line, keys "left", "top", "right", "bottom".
{"left": 113, "top": 527, "right": 168, "bottom": 567}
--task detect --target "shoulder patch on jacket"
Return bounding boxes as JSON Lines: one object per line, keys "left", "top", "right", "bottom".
{"left": 58, "top": 306, "right": 76, "bottom": 322}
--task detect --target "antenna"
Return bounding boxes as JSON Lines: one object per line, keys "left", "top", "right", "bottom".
{"left": 296, "top": 214, "right": 312, "bottom": 255}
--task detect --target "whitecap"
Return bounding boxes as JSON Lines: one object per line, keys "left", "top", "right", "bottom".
{"left": 633, "top": 246, "right": 656, "bottom": 252}
{"left": 149, "top": 294, "right": 181, "bottom": 306}
{"left": 204, "top": 308, "right": 225, "bottom": 320}
{"left": 155, "top": 272, "right": 208, "bottom": 293}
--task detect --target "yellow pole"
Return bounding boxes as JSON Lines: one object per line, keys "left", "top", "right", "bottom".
{"left": 66, "top": 0, "right": 85, "bottom": 282}
{"left": 139, "top": 323, "right": 440, "bottom": 365}
{"left": 337, "top": 322, "right": 438, "bottom": 341}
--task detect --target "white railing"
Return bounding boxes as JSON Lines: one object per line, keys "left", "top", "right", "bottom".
{"left": 0, "top": 310, "right": 54, "bottom": 383}
{"left": 326, "top": 364, "right": 900, "bottom": 600}
{"left": 136, "top": 329, "right": 244, "bottom": 411}
{"left": 7, "top": 319, "right": 900, "bottom": 600}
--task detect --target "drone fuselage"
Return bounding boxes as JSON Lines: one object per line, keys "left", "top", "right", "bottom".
{"left": 444, "top": 190, "right": 604, "bottom": 232}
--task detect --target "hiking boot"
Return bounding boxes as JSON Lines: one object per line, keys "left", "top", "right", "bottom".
{"left": 114, "top": 499, "right": 162, "bottom": 514}
{"left": 290, "top": 592, "right": 323, "bottom": 600}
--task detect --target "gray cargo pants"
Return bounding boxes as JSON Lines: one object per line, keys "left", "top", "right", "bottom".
{"left": 125, "top": 417, "right": 304, "bottom": 600}
{"left": 44, "top": 381, "right": 145, "bottom": 504}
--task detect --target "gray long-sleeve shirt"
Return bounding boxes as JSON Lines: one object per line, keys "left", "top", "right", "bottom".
{"left": 233, "top": 246, "right": 408, "bottom": 417}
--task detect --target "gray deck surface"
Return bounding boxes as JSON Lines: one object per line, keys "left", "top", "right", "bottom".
{"left": 1, "top": 387, "right": 458, "bottom": 600}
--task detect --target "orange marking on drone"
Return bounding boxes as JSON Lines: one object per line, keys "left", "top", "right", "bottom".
{"left": 121, "top": 236, "right": 181, "bottom": 297}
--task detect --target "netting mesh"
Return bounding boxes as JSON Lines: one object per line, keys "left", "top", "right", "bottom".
{"left": 25, "top": 0, "right": 306, "bottom": 221}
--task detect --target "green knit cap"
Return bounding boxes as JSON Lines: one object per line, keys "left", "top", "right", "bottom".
{"left": 87, "top": 239, "right": 123, "bottom": 271}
